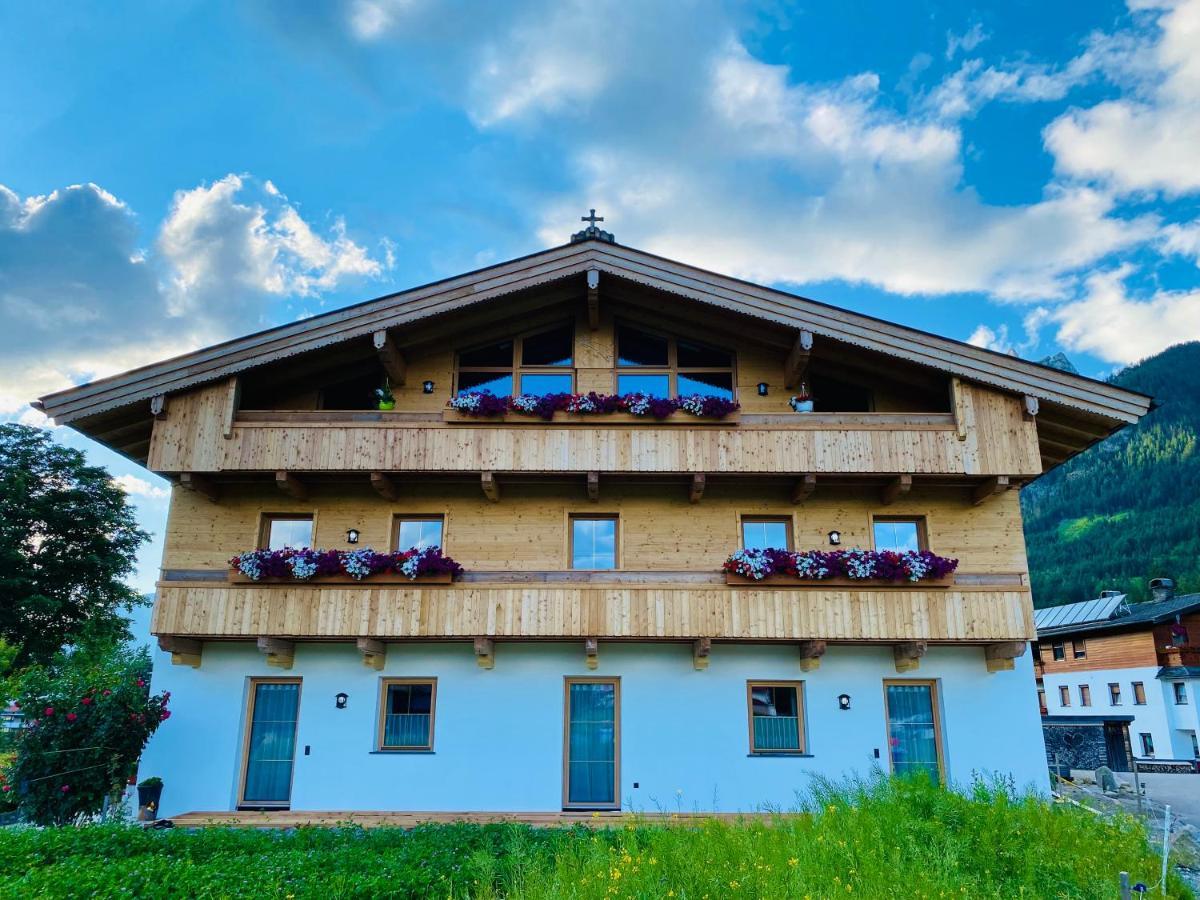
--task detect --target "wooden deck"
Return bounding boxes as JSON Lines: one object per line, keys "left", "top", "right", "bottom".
{"left": 169, "top": 809, "right": 773, "bottom": 829}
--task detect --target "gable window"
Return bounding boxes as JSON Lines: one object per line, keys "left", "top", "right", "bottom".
{"left": 741, "top": 517, "right": 792, "bottom": 551}
{"left": 260, "top": 515, "right": 313, "bottom": 550}
{"left": 1079, "top": 685, "right": 1091, "bottom": 706}
{"left": 570, "top": 515, "right": 618, "bottom": 570}
{"left": 456, "top": 324, "right": 574, "bottom": 397}
{"left": 747, "top": 682, "right": 805, "bottom": 753}
{"left": 1109, "top": 683, "right": 1122, "bottom": 705}
{"left": 615, "top": 325, "right": 734, "bottom": 399}
{"left": 1140, "top": 733, "right": 1155, "bottom": 758}
{"left": 1058, "top": 686, "right": 1070, "bottom": 707}
{"left": 1051, "top": 642, "right": 1066, "bottom": 662}
{"left": 1072, "top": 640, "right": 1087, "bottom": 659}
{"left": 377, "top": 679, "right": 436, "bottom": 751}
{"left": 872, "top": 517, "right": 926, "bottom": 554}
{"left": 1175, "top": 682, "right": 1189, "bottom": 705}
{"left": 1133, "top": 682, "right": 1147, "bottom": 705}
{"left": 393, "top": 515, "right": 445, "bottom": 551}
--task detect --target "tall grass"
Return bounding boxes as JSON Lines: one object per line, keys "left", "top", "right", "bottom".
{"left": 0, "top": 774, "right": 1189, "bottom": 898}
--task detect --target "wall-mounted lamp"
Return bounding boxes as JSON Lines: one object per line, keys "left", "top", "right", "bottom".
{"left": 345, "top": 528, "right": 360, "bottom": 544}
{"left": 827, "top": 530, "right": 842, "bottom": 546}
{"left": 335, "top": 692, "right": 349, "bottom": 710}
{"left": 756, "top": 382, "right": 769, "bottom": 396}
{"left": 838, "top": 693, "right": 851, "bottom": 711}
{"left": 422, "top": 380, "right": 436, "bottom": 394}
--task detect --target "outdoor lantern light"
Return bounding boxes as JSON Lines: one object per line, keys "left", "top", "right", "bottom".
{"left": 335, "top": 692, "right": 348, "bottom": 710}
{"left": 422, "top": 380, "right": 435, "bottom": 394}
{"left": 828, "top": 530, "right": 842, "bottom": 545}
{"left": 345, "top": 528, "right": 360, "bottom": 544}
{"left": 756, "top": 382, "right": 769, "bottom": 396}
{"left": 838, "top": 693, "right": 851, "bottom": 711}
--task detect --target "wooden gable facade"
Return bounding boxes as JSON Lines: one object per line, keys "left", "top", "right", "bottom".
{"left": 36, "top": 237, "right": 1153, "bottom": 673}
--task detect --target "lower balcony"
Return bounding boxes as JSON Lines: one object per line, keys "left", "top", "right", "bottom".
{"left": 152, "top": 570, "right": 1034, "bottom": 673}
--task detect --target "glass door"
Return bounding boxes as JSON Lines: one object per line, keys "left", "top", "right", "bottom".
{"left": 241, "top": 679, "right": 301, "bottom": 807}
{"left": 884, "top": 680, "right": 943, "bottom": 784}
{"left": 564, "top": 678, "right": 620, "bottom": 809}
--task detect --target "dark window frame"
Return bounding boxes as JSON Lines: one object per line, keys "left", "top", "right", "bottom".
{"left": 613, "top": 322, "right": 737, "bottom": 400}
{"left": 454, "top": 322, "right": 575, "bottom": 397}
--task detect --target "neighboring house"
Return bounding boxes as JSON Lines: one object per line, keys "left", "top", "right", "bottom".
{"left": 1035, "top": 580, "right": 1200, "bottom": 771}
{"left": 34, "top": 225, "right": 1152, "bottom": 817}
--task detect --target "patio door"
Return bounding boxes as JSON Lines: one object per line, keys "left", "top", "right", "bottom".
{"left": 240, "top": 678, "right": 301, "bottom": 808}
{"left": 564, "top": 678, "right": 620, "bottom": 809}
{"left": 883, "top": 680, "right": 943, "bottom": 784}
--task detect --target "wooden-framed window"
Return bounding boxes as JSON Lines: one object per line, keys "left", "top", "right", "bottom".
{"left": 1132, "top": 682, "right": 1147, "bottom": 705}
{"left": 614, "top": 323, "right": 735, "bottom": 400}
{"left": 239, "top": 677, "right": 302, "bottom": 809}
{"left": 1037, "top": 688, "right": 1047, "bottom": 715}
{"left": 1078, "top": 685, "right": 1091, "bottom": 706}
{"left": 392, "top": 515, "right": 445, "bottom": 552}
{"left": 563, "top": 677, "right": 620, "bottom": 810}
{"left": 1072, "top": 640, "right": 1087, "bottom": 659}
{"left": 883, "top": 680, "right": 944, "bottom": 784}
{"left": 871, "top": 517, "right": 927, "bottom": 554}
{"left": 1058, "top": 685, "right": 1070, "bottom": 707}
{"left": 259, "top": 514, "right": 314, "bottom": 550}
{"left": 1109, "top": 683, "right": 1122, "bottom": 705}
{"left": 1175, "top": 682, "right": 1189, "bottom": 705}
{"left": 1140, "top": 733, "right": 1155, "bottom": 757}
{"left": 377, "top": 679, "right": 436, "bottom": 751}
{"left": 740, "top": 516, "right": 793, "bottom": 551}
{"left": 569, "top": 514, "right": 618, "bottom": 570}
{"left": 1051, "top": 642, "right": 1066, "bottom": 662}
{"left": 455, "top": 323, "right": 574, "bottom": 397}
{"left": 747, "top": 682, "right": 805, "bottom": 754}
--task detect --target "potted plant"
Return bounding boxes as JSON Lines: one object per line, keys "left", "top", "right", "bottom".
{"left": 375, "top": 379, "right": 395, "bottom": 411}
{"left": 137, "top": 776, "right": 163, "bottom": 822}
{"left": 789, "top": 382, "right": 814, "bottom": 413}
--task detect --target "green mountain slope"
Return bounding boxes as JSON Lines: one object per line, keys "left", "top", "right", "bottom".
{"left": 1022, "top": 342, "right": 1200, "bottom": 606}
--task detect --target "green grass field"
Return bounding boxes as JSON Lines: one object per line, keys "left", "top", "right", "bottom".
{"left": 0, "top": 776, "right": 1190, "bottom": 898}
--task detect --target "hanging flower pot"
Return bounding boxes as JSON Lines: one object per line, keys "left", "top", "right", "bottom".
{"left": 789, "top": 381, "right": 814, "bottom": 412}
{"left": 375, "top": 378, "right": 396, "bottom": 411}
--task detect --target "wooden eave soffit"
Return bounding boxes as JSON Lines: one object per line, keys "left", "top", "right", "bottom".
{"left": 784, "top": 329, "right": 814, "bottom": 389}
{"left": 373, "top": 330, "right": 407, "bottom": 386}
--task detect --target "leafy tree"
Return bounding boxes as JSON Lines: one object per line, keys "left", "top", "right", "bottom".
{"left": 2, "top": 644, "right": 169, "bottom": 826}
{"left": 1023, "top": 342, "right": 1200, "bottom": 606}
{"left": 0, "top": 424, "right": 149, "bottom": 667}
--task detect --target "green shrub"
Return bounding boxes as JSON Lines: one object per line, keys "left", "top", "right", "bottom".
{"left": 0, "top": 774, "right": 1188, "bottom": 898}
{"left": 3, "top": 646, "right": 169, "bottom": 826}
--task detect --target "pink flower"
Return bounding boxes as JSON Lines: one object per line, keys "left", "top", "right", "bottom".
{"left": 60, "top": 785, "right": 70, "bottom": 793}
{"left": 1, "top": 785, "right": 10, "bottom": 793}
{"left": 102, "top": 690, "right": 112, "bottom": 697}
{"left": 66, "top": 713, "right": 77, "bottom": 722}
{"left": 136, "top": 679, "right": 145, "bottom": 687}
{"left": 160, "top": 710, "right": 172, "bottom": 721}
{"left": 81, "top": 698, "right": 92, "bottom": 706}
{"left": 44, "top": 707, "right": 54, "bottom": 716}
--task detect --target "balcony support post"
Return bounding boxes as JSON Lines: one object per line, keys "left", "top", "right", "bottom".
{"left": 257, "top": 637, "right": 295, "bottom": 670}
{"left": 585, "top": 637, "right": 599, "bottom": 670}
{"left": 474, "top": 637, "right": 495, "bottom": 669}
{"left": 692, "top": 637, "right": 712, "bottom": 671}
{"left": 984, "top": 641, "right": 1026, "bottom": 673}
{"left": 798, "top": 640, "right": 827, "bottom": 672}
{"left": 893, "top": 640, "right": 927, "bottom": 673}
{"left": 158, "top": 635, "right": 202, "bottom": 668}
{"left": 357, "top": 637, "right": 387, "bottom": 671}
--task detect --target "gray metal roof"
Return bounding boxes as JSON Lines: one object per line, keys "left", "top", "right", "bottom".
{"left": 1037, "top": 593, "right": 1200, "bottom": 639}
{"left": 1034, "top": 594, "right": 1128, "bottom": 630}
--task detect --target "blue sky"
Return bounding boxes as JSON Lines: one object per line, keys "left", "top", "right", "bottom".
{"left": 3, "top": 0, "right": 1200, "bottom": 596}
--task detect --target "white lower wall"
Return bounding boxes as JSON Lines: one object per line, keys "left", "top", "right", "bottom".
{"left": 140, "top": 641, "right": 1049, "bottom": 816}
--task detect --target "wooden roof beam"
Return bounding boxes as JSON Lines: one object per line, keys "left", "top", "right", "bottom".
{"left": 784, "top": 329, "right": 814, "bottom": 389}
{"left": 357, "top": 637, "right": 386, "bottom": 671}
{"left": 474, "top": 637, "right": 495, "bottom": 669}
{"left": 586, "top": 269, "right": 600, "bottom": 330}
{"left": 692, "top": 637, "right": 711, "bottom": 671}
{"left": 370, "top": 471, "right": 399, "bottom": 501}
{"left": 257, "top": 637, "right": 295, "bottom": 670}
{"left": 984, "top": 641, "right": 1026, "bottom": 673}
{"left": 587, "top": 471, "right": 600, "bottom": 502}
{"left": 179, "top": 472, "right": 219, "bottom": 503}
{"left": 373, "top": 329, "right": 407, "bottom": 386}
{"left": 689, "top": 473, "right": 706, "bottom": 504}
{"left": 150, "top": 394, "right": 168, "bottom": 419}
{"left": 971, "top": 475, "right": 1011, "bottom": 506}
{"left": 275, "top": 470, "right": 308, "bottom": 500}
{"left": 1023, "top": 396, "right": 1039, "bottom": 420}
{"left": 481, "top": 471, "right": 500, "bottom": 502}
{"left": 585, "top": 637, "right": 599, "bottom": 670}
{"left": 158, "top": 635, "right": 201, "bottom": 668}
{"left": 881, "top": 474, "right": 912, "bottom": 506}
{"left": 791, "top": 474, "right": 817, "bottom": 504}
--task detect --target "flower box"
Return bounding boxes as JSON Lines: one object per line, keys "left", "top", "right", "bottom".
{"left": 228, "top": 571, "right": 455, "bottom": 585}
{"left": 443, "top": 409, "right": 740, "bottom": 425}
{"left": 724, "top": 573, "right": 955, "bottom": 588}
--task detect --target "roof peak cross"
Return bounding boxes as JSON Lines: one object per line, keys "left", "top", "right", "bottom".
{"left": 570, "top": 208, "right": 615, "bottom": 244}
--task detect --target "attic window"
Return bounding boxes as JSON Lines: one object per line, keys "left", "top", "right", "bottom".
{"left": 456, "top": 325, "right": 574, "bottom": 397}
{"left": 615, "top": 324, "right": 734, "bottom": 399}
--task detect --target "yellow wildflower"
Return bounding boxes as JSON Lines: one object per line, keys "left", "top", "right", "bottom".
{"left": 788, "top": 858, "right": 799, "bottom": 867}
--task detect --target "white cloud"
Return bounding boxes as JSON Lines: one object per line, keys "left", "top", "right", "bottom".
{"left": 1045, "top": 0, "right": 1200, "bottom": 196}
{"left": 1047, "top": 267, "right": 1200, "bottom": 364}
{"left": 1161, "top": 219, "right": 1200, "bottom": 264}
{"left": 0, "top": 177, "right": 389, "bottom": 417}
{"left": 968, "top": 323, "right": 1012, "bottom": 353}
{"left": 946, "top": 23, "right": 989, "bottom": 61}
{"left": 111, "top": 474, "right": 170, "bottom": 501}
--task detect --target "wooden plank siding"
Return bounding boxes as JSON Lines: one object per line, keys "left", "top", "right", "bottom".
{"left": 1037, "top": 630, "right": 1160, "bottom": 673}
{"left": 148, "top": 380, "right": 1040, "bottom": 477}
{"left": 152, "top": 583, "right": 1035, "bottom": 642}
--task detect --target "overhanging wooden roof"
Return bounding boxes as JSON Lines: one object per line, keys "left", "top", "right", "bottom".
{"left": 36, "top": 238, "right": 1153, "bottom": 427}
